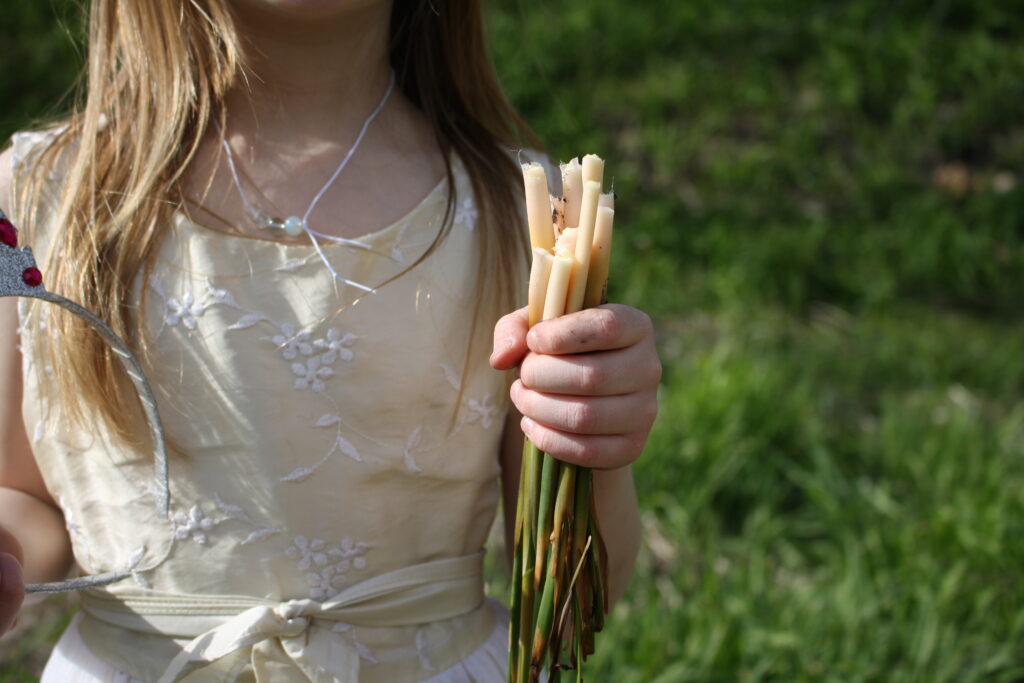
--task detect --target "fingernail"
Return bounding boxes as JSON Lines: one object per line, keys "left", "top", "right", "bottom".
{"left": 520, "top": 416, "right": 535, "bottom": 433}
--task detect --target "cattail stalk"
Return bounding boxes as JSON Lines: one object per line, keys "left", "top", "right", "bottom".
{"left": 510, "top": 154, "right": 614, "bottom": 683}
{"left": 523, "top": 164, "right": 555, "bottom": 252}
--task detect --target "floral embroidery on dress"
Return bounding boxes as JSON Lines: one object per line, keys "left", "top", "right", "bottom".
{"left": 26, "top": 356, "right": 53, "bottom": 443}
{"left": 415, "top": 627, "right": 437, "bottom": 671}
{"left": 172, "top": 498, "right": 282, "bottom": 546}
{"left": 173, "top": 505, "right": 216, "bottom": 544}
{"left": 390, "top": 222, "right": 412, "bottom": 265}
{"left": 59, "top": 496, "right": 93, "bottom": 570}
{"left": 228, "top": 313, "right": 267, "bottom": 330}
{"left": 465, "top": 394, "right": 497, "bottom": 430}
{"left": 280, "top": 414, "right": 363, "bottom": 483}
{"left": 453, "top": 196, "right": 478, "bottom": 230}
{"left": 164, "top": 292, "right": 205, "bottom": 329}
{"left": 292, "top": 356, "right": 332, "bottom": 392}
{"left": 284, "top": 535, "right": 370, "bottom": 601}
{"left": 440, "top": 363, "right": 461, "bottom": 390}
{"left": 266, "top": 325, "right": 357, "bottom": 393}
{"left": 331, "top": 623, "right": 380, "bottom": 663}
{"left": 403, "top": 426, "right": 424, "bottom": 474}
{"left": 149, "top": 276, "right": 247, "bottom": 332}
{"left": 314, "top": 328, "right": 357, "bottom": 364}
{"left": 214, "top": 495, "right": 285, "bottom": 546}
{"left": 440, "top": 365, "right": 496, "bottom": 429}
{"left": 275, "top": 254, "right": 318, "bottom": 273}
{"left": 273, "top": 323, "right": 314, "bottom": 360}
{"left": 32, "top": 416, "right": 47, "bottom": 444}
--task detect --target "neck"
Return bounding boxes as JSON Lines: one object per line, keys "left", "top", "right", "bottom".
{"left": 185, "top": 0, "right": 444, "bottom": 243}
{"left": 225, "top": 1, "right": 394, "bottom": 146}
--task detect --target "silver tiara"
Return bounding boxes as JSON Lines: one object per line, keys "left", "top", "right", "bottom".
{"left": 0, "top": 208, "right": 170, "bottom": 594}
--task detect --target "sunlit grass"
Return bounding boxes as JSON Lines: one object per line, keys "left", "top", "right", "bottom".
{"left": 3, "top": 0, "right": 1024, "bottom": 680}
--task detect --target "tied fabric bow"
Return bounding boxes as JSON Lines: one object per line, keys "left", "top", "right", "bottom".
{"left": 159, "top": 597, "right": 362, "bottom": 683}
{"left": 78, "top": 552, "right": 485, "bottom": 683}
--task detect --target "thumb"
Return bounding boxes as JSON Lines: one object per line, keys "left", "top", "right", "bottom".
{"left": 0, "top": 552, "right": 25, "bottom": 635}
{"left": 490, "top": 307, "right": 530, "bottom": 370}
{"left": 0, "top": 525, "right": 24, "bottom": 566}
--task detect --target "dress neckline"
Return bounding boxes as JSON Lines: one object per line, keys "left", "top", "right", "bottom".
{"left": 174, "top": 169, "right": 451, "bottom": 251}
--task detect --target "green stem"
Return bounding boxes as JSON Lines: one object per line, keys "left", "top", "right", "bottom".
{"left": 548, "top": 463, "right": 576, "bottom": 664}
{"left": 575, "top": 597, "right": 585, "bottom": 682}
{"left": 508, "top": 533, "right": 522, "bottom": 681}
{"left": 531, "top": 544, "right": 558, "bottom": 672}
{"left": 533, "top": 453, "right": 560, "bottom": 587}
{"left": 587, "top": 511, "right": 607, "bottom": 634}
{"left": 517, "top": 440, "right": 542, "bottom": 683}
{"left": 508, "top": 439, "right": 533, "bottom": 682}
{"left": 571, "top": 469, "right": 592, "bottom": 564}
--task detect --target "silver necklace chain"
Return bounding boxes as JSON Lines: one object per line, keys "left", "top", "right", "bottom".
{"left": 216, "top": 70, "right": 396, "bottom": 293}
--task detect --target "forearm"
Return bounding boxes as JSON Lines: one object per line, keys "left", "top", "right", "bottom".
{"left": 0, "top": 487, "right": 72, "bottom": 584}
{"left": 591, "top": 465, "right": 640, "bottom": 608}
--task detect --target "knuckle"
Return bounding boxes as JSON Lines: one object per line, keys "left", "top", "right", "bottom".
{"left": 563, "top": 401, "right": 594, "bottom": 433}
{"left": 519, "top": 353, "right": 546, "bottom": 389}
{"left": 529, "top": 323, "right": 557, "bottom": 352}
{"left": 595, "top": 308, "right": 621, "bottom": 341}
{"left": 575, "top": 361, "right": 605, "bottom": 393}
{"left": 508, "top": 381, "right": 523, "bottom": 407}
{"left": 518, "top": 359, "right": 537, "bottom": 389}
{"left": 511, "top": 383, "right": 536, "bottom": 415}
{"left": 530, "top": 425, "right": 557, "bottom": 454}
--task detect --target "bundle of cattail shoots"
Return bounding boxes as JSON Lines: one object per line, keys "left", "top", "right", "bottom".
{"left": 509, "top": 155, "right": 614, "bottom": 682}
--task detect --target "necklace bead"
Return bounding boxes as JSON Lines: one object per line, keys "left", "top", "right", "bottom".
{"left": 214, "top": 70, "right": 394, "bottom": 294}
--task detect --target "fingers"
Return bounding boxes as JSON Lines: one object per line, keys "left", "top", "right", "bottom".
{"left": 510, "top": 380, "right": 657, "bottom": 437}
{"left": 496, "top": 302, "right": 662, "bottom": 470}
{"left": 520, "top": 416, "right": 648, "bottom": 470}
{"left": 489, "top": 307, "right": 530, "bottom": 371}
{"left": 0, "top": 552, "right": 25, "bottom": 635}
{"left": 519, "top": 339, "right": 662, "bottom": 397}
{"left": 526, "top": 304, "right": 654, "bottom": 356}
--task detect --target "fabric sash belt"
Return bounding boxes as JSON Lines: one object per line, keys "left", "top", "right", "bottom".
{"left": 79, "top": 552, "right": 485, "bottom": 683}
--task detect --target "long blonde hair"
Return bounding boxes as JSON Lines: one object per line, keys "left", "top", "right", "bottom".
{"left": 20, "top": 0, "right": 539, "bottom": 447}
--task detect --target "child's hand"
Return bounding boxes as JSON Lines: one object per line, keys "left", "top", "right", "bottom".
{"left": 0, "top": 526, "right": 25, "bottom": 636}
{"left": 490, "top": 304, "right": 661, "bottom": 469}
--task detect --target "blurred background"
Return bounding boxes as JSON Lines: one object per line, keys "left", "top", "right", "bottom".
{"left": 3, "top": 0, "right": 1024, "bottom": 680}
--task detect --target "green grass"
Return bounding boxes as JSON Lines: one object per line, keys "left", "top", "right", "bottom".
{"left": 487, "top": 0, "right": 1024, "bottom": 679}
{"left": 597, "top": 306, "right": 1024, "bottom": 681}
{"left": 3, "top": 0, "right": 1024, "bottom": 680}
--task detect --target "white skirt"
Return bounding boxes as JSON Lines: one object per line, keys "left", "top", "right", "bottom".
{"left": 41, "top": 603, "right": 511, "bottom": 683}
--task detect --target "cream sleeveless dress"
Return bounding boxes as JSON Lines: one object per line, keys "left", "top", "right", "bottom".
{"left": 11, "top": 131, "right": 522, "bottom": 682}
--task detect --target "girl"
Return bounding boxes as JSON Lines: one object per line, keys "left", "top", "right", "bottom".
{"left": 0, "top": 0, "right": 660, "bottom": 680}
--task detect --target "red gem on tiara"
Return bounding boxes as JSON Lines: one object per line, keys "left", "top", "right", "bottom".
{"left": 22, "top": 267, "right": 42, "bottom": 287}
{"left": 0, "top": 218, "right": 16, "bottom": 248}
